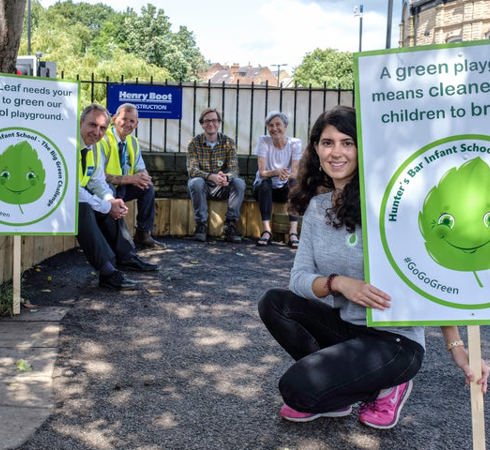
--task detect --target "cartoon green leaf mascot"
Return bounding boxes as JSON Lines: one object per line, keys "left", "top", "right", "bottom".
{"left": 0, "top": 141, "right": 46, "bottom": 214}
{"left": 418, "top": 157, "right": 490, "bottom": 287}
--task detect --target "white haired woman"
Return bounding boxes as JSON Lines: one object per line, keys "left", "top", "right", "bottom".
{"left": 253, "top": 111, "right": 303, "bottom": 248}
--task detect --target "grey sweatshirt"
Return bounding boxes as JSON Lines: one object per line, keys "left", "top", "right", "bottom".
{"left": 289, "top": 192, "right": 425, "bottom": 349}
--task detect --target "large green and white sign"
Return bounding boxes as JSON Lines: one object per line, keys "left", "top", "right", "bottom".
{"left": 0, "top": 74, "right": 79, "bottom": 234}
{"left": 355, "top": 40, "right": 490, "bottom": 326}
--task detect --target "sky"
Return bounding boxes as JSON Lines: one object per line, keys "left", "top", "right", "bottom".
{"left": 37, "top": 0, "right": 403, "bottom": 72}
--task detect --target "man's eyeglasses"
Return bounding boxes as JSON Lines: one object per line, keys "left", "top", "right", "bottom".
{"left": 202, "top": 119, "right": 220, "bottom": 124}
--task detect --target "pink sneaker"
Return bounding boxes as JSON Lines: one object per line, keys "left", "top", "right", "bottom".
{"left": 279, "top": 403, "right": 352, "bottom": 422}
{"left": 358, "top": 380, "right": 413, "bottom": 429}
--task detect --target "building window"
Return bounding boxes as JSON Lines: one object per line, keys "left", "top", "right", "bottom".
{"left": 485, "top": 31, "right": 490, "bottom": 39}
{"left": 446, "top": 35, "right": 462, "bottom": 43}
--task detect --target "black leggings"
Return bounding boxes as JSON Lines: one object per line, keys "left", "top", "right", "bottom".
{"left": 253, "top": 178, "right": 298, "bottom": 222}
{"left": 258, "top": 288, "right": 424, "bottom": 413}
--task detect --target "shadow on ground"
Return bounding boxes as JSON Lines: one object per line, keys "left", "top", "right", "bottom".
{"left": 15, "top": 238, "right": 490, "bottom": 450}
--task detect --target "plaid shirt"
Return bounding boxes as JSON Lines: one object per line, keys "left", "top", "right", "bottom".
{"left": 186, "top": 132, "right": 239, "bottom": 180}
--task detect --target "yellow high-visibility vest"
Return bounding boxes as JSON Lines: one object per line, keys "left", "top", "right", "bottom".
{"left": 100, "top": 127, "right": 139, "bottom": 176}
{"left": 79, "top": 146, "right": 97, "bottom": 187}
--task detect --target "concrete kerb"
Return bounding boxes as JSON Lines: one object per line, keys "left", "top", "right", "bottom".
{"left": 0, "top": 306, "right": 70, "bottom": 450}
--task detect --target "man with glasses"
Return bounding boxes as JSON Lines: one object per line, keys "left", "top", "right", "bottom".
{"left": 186, "top": 108, "right": 246, "bottom": 242}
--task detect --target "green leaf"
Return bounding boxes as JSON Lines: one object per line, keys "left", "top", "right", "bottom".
{"left": 16, "top": 359, "right": 33, "bottom": 372}
{"left": 0, "top": 141, "right": 46, "bottom": 206}
{"left": 418, "top": 157, "right": 490, "bottom": 272}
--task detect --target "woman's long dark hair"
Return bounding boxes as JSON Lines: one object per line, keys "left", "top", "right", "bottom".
{"left": 289, "top": 105, "right": 361, "bottom": 232}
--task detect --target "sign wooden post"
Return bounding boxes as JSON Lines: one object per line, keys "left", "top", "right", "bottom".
{"left": 12, "top": 235, "right": 21, "bottom": 315}
{"left": 354, "top": 40, "right": 490, "bottom": 447}
{"left": 468, "top": 325, "right": 485, "bottom": 450}
{"left": 0, "top": 75, "right": 79, "bottom": 315}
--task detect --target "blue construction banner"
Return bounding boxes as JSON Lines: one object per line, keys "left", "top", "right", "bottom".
{"left": 107, "top": 83, "right": 182, "bottom": 119}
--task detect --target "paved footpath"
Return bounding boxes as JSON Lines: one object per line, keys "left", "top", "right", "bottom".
{"left": 0, "top": 307, "right": 69, "bottom": 450}
{"left": 0, "top": 238, "right": 489, "bottom": 450}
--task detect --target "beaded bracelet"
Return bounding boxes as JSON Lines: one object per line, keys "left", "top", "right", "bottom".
{"left": 447, "top": 340, "right": 464, "bottom": 351}
{"left": 324, "top": 273, "right": 339, "bottom": 296}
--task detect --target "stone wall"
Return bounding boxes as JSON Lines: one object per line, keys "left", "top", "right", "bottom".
{"left": 144, "top": 153, "right": 258, "bottom": 200}
{"left": 400, "top": 0, "right": 490, "bottom": 46}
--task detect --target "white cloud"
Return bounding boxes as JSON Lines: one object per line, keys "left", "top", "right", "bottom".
{"left": 36, "top": 0, "right": 401, "bottom": 71}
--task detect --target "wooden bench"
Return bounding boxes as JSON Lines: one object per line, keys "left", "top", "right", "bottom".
{"left": 124, "top": 198, "right": 293, "bottom": 240}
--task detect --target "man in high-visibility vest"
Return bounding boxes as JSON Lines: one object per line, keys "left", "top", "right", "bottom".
{"left": 78, "top": 103, "right": 158, "bottom": 290}
{"left": 100, "top": 103, "right": 161, "bottom": 247}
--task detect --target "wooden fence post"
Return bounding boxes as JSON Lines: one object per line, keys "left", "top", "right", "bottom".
{"left": 468, "top": 325, "right": 486, "bottom": 450}
{"left": 13, "top": 235, "right": 22, "bottom": 315}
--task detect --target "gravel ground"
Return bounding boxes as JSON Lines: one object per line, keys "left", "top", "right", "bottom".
{"left": 16, "top": 237, "right": 490, "bottom": 450}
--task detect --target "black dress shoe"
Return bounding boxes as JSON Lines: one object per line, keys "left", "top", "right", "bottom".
{"left": 99, "top": 270, "right": 138, "bottom": 290}
{"left": 117, "top": 255, "right": 159, "bottom": 272}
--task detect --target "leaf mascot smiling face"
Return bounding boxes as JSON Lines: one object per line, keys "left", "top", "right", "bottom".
{"left": 0, "top": 141, "right": 46, "bottom": 205}
{"left": 418, "top": 157, "right": 490, "bottom": 271}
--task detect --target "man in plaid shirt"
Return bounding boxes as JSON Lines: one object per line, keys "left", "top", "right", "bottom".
{"left": 187, "top": 108, "right": 246, "bottom": 242}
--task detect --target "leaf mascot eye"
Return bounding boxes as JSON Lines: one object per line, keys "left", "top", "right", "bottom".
{"left": 437, "top": 213, "right": 454, "bottom": 229}
{"left": 483, "top": 212, "right": 490, "bottom": 228}
{"left": 0, "top": 170, "right": 9, "bottom": 184}
{"left": 26, "top": 170, "right": 38, "bottom": 185}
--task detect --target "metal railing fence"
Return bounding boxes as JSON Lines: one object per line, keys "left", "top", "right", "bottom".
{"left": 64, "top": 74, "right": 354, "bottom": 155}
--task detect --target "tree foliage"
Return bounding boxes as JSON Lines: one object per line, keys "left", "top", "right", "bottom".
{"left": 293, "top": 48, "right": 354, "bottom": 89}
{"left": 44, "top": 0, "right": 115, "bottom": 32}
{"left": 119, "top": 4, "right": 205, "bottom": 80}
{"left": 18, "top": 0, "right": 205, "bottom": 89}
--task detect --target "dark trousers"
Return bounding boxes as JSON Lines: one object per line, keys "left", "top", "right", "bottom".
{"left": 77, "top": 202, "right": 135, "bottom": 270}
{"left": 253, "top": 178, "right": 298, "bottom": 222}
{"left": 115, "top": 184, "right": 155, "bottom": 233}
{"left": 258, "top": 288, "right": 424, "bottom": 413}
{"left": 187, "top": 176, "right": 246, "bottom": 223}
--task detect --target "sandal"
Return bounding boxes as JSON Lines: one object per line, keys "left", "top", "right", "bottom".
{"left": 256, "top": 230, "right": 272, "bottom": 246}
{"left": 288, "top": 233, "right": 300, "bottom": 249}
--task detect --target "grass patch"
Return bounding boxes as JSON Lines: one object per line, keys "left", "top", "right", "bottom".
{"left": 0, "top": 281, "right": 13, "bottom": 317}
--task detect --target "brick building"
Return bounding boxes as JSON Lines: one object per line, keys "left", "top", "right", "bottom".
{"left": 399, "top": 0, "right": 490, "bottom": 46}
{"left": 199, "top": 63, "right": 290, "bottom": 86}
